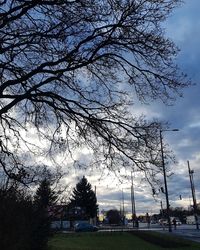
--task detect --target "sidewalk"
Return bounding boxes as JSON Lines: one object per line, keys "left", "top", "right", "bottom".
{"left": 159, "top": 229, "right": 200, "bottom": 243}
{"left": 136, "top": 223, "right": 200, "bottom": 243}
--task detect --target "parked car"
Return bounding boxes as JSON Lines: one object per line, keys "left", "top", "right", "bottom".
{"left": 186, "top": 215, "right": 200, "bottom": 225}
{"left": 175, "top": 219, "right": 182, "bottom": 225}
{"left": 159, "top": 219, "right": 168, "bottom": 226}
{"left": 171, "top": 217, "right": 182, "bottom": 225}
{"left": 159, "top": 218, "right": 181, "bottom": 226}
{"left": 74, "top": 222, "right": 98, "bottom": 232}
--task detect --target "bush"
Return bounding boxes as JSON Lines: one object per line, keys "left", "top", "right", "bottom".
{"left": 0, "top": 187, "right": 51, "bottom": 250}
{"left": 0, "top": 188, "right": 32, "bottom": 250}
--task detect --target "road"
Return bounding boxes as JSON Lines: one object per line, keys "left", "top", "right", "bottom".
{"left": 141, "top": 223, "right": 200, "bottom": 243}
{"left": 132, "top": 222, "right": 197, "bottom": 230}
{"left": 62, "top": 223, "right": 200, "bottom": 243}
{"left": 99, "top": 223, "right": 200, "bottom": 243}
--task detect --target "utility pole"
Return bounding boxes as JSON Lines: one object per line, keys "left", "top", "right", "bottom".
{"left": 122, "top": 189, "right": 125, "bottom": 225}
{"left": 160, "top": 129, "right": 173, "bottom": 232}
{"left": 188, "top": 160, "right": 199, "bottom": 230}
{"left": 131, "top": 172, "right": 136, "bottom": 227}
{"left": 160, "top": 200, "right": 163, "bottom": 217}
{"left": 95, "top": 185, "right": 98, "bottom": 225}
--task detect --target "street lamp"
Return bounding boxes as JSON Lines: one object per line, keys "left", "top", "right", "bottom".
{"left": 187, "top": 161, "right": 199, "bottom": 230}
{"left": 160, "top": 129, "right": 179, "bottom": 232}
{"left": 131, "top": 171, "right": 136, "bottom": 228}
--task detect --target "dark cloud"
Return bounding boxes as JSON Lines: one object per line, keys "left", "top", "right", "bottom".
{"left": 160, "top": 1, "right": 200, "bottom": 208}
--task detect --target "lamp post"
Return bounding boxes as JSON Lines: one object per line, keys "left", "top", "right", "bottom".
{"left": 160, "top": 129, "right": 179, "bottom": 232}
{"left": 187, "top": 160, "right": 199, "bottom": 230}
{"left": 122, "top": 189, "right": 125, "bottom": 225}
{"left": 160, "top": 200, "right": 163, "bottom": 216}
{"left": 131, "top": 171, "right": 136, "bottom": 227}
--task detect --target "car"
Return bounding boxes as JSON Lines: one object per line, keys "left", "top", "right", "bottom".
{"left": 159, "top": 219, "right": 168, "bottom": 226}
{"left": 175, "top": 220, "right": 182, "bottom": 225}
{"left": 173, "top": 218, "right": 182, "bottom": 225}
{"left": 159, "top": 218, "right": 182, "bottom": 226}
{"left": 74, "top": 222, "right": 98, "bottom": 232}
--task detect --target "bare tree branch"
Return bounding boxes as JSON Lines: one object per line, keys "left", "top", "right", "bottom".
{"left": 0, "top": 0, "right": 188, "bottom": 184}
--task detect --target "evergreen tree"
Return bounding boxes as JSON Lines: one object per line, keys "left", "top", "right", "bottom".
{"left": 0, "top": 187, "right": 34, "bottom": 250}
{"left": 0, "top": 177, "right": 60, "bottom": 250}
{"left": 70, "top": 176, "right": 98, "bottom": 219}
{"left": 33, "top": 179, "right": 57, "bottom": 250}
{"left": 34, "top": 178, "right": 57, "bottom": 209}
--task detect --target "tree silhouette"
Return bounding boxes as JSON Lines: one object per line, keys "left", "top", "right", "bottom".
{"left": 33, "top": 179, "right": 57, "bottom": 250}
{"left": 34, "top": 178, "right": 57, "bottom": 209}
{"left": 70, "top": 176, "right": 98, "bottom": 219}
{"left": 0, "top": 187, "right": 33, "bottom": 250}
{"left": 106, "top": 209, "right": 121, "bottom": 225}
{"left": 0, "top": 1, "right": 189, "bottom": 184}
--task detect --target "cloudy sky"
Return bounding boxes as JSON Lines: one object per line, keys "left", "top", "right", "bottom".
{"left": 65, "top": 0, "right": 200, "bottom": 216}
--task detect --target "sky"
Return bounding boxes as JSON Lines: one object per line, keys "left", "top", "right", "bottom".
{"left": 62, "top": 0, "right": 200, "bottom": 216}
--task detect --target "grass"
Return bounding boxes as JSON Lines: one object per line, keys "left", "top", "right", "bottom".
{"left": 48, "top": 231, "right": 200, "bottom": 250}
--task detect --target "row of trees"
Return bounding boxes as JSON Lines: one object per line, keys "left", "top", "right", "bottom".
{"left": 0, "top": 179, "right": 56, "bottom": 250}
{"left": 103, "top": 205, "right": 200, "bottom": 226}
{"left": 159, "top": 206, "right": 200, "bottom": 222}
{"left": 0, "top": 175, "right": 98, "bottom": 250}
